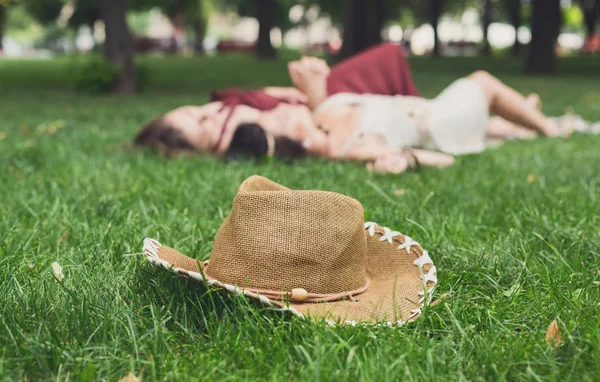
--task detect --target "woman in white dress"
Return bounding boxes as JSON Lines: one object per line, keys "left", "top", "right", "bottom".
{"left": 276, "top": 57, "right": 568, "bottom": 174}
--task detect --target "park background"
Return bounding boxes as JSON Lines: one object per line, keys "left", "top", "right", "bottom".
{"left": 1, "top": 0, "right": 600, "bottom": 381}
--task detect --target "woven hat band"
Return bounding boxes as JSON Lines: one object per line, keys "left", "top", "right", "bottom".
{"left": 202, "top": 276, "right": 370, "bottom": 303}
{"left": 206, "top": 176, "right": 369, "bottom": 295}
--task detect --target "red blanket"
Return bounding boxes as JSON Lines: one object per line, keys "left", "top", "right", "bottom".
{"left": 211, "top": 43, "right": 420, "bottom": 111}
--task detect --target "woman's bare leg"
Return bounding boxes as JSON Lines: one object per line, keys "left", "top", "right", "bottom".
{"left": 487, "top": 93, "right": 541, "bottom": 139}
{"left": 487, "top": 116, "right": 537, "bottom": 139}
{"left": 468, "top": 71, "right": 558, "bottom": 136}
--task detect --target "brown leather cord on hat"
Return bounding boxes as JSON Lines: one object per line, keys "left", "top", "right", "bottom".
{"left": 221, "top": 279, "right": 370, "bottom": 303}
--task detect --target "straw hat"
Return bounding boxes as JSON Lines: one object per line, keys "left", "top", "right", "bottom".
{"left": 143, "top": 176, "right": 437, "bottom": 325}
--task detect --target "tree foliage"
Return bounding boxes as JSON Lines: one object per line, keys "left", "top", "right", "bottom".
{"left": 22, "top": 0, "right": 64, "bottom": 25}
{"left": 0, "top": 4, "right": 5, "bottom": 51}
{"left": 218, "top": 0, "right": 297, "bottom": 32}
{"left": 131, "top": 0, "right": 210, "bottom": 24}
{"left": 69, "top": 0, "right": 100, "bottom": 28}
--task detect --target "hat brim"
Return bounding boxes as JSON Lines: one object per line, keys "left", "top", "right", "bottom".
{"left": 142, "top": 222, "right": 437, "bottom": 326}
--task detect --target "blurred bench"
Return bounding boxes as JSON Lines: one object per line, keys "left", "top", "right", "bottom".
{"left": 216, "top": 40, "right": 256, "bottom": 54}
{"left": 133, "top": 37, "right": 177, "bottom": 54}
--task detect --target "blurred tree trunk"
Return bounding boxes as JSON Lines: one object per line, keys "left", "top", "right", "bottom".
{"left": 255, "top": 0, "right": 276, "bottom": 59}
{"left": 192, "top": 0, "right": 206, "bottom": 55}
{"left": 581, "top": 0, "right": 599, "bottom": 37}
{"left": 526, "top": 0, "right": 560, "bottom": 74}
{"left": 99, "top": 0, "right": 136, "bottom": 94}
{"left": 430, "top": 0, "right": 442, "bottom": 57}
{"left": 193, "top": 20, "right": 205, "bottom": 54}
{"left": 0, "top": 5, "right": 5, "bottom": 54}
{"left": 171, "top": 11, "right": 186, "bottom": 53}
{"left": 481, "top": 0, "right": 492, "bottom": 56}
{"left": 339, "top": 0, "right": 385, "bottom": 60}
{"left": 369, "top": 0, "right": 385, "bottom": 48}
{"left": 504, "top": 0, "right": 521, "bottom": 56}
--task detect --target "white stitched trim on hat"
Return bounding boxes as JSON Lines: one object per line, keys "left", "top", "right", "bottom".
{"left": 398, "top": 236, "right": 418, "bottom": 253}
{"left": 363, "top": 222, "right": 438, "bottom": 323}
{"left": 143, "top": 238, "right": 160, "bottom": 259}
{"left": 379, "top": 227, "right": 402, "bottom": 243}
{"left": 408, "top": 307, "right": 422, "bottom": 320}
{"left": 413, "top": 250, "right": 432, "bottom": 266}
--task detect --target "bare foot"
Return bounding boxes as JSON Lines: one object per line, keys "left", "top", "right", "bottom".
{"left": 526, "top": 93, "right": 541, "bottom": 110}
{"left": 543, "top": 117, "right": 570, "bottom": 138}
{"left": 550, "top": 116, "right": 581, "bottom": 137}
{"left": 410, "top": 149, "right": 455, "bottom": 168}
{"left": 369, "top": 153, "right": 411, "bottom": 174}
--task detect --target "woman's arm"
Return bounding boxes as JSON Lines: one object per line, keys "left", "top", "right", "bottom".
{"left": 326, "top": 134, "right": 411, "bottom": 174}
{"left": 262, "top": 87, "right": 308, "bottom": 104}
{"left": 368, "top": 149, "right": 455, "bottom": 174}
{"left": 288, "top": 57, "right": 330, "bottom": 110}
{"left": 330, "top": 135, "right": 455, "bottom": 174}
{"left": 329, "top": 133, "right": 393, "bottom": 161}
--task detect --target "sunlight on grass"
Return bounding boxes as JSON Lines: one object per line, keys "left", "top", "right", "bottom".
{"left": 1, "top": 55, "right": 599, "bottom": 380}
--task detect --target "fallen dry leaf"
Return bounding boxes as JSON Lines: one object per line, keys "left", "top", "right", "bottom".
{"left": 545, "top": 320, "right": 562, "bottom": 347}
{"left": 594, "top": 281, "right": 600, "bottom": 286}
{"left": 394, "top": 189, "right": 406, "bottom": 196}
{"left": 118, "top": 372, "right": 141, "bottom": 382}
{"left": 527, "top": 174, "right": 536, "bottom": 183}
{"left": 58, "top": 231, "right": 70, "bottom": 243}
{"left": 37, "top": 120, "right": 66, "bottom": 135}
{"left": 51, "top": 262, "right": 64, "bottom": 282}
{"left": 430, "top": 293, "right": 449, "bottom": 307}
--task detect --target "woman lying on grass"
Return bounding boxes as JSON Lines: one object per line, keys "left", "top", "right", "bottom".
{"left": 135, "top": 43, "right": 420, "bottom": 162}
{"left": 135, "top": 43, "right": 584, "bottom": 173}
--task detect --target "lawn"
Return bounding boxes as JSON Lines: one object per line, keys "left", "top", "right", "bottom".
{"left": 1, "top": 53, "right": 600, "bottom": 381}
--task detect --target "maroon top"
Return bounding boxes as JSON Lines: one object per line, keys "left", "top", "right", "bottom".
{"left": 210, "top": 88, "right": 281, "bottom": 111}
{"left": 210, "top": 43, "right": 420, "bottom": 111}
{"left": 326, "top": 43, "right": 420, "bottom": 97}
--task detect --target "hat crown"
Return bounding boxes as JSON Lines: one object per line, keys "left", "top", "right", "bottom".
{"left": 206, "top": 176, "right": 368, "bottom": 294}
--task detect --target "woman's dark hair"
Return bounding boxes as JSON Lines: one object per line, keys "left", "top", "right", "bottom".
{"left": 134, "top": 117, "right": 196, "bottom": 157}
{"left": 224, "top": 123, "right": 306, "bottom": 162}
{"left": 135, "top": 118, "right": 306, "bottom": 161}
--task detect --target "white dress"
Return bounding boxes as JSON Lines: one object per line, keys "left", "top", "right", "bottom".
{"left": 316, "top": 78, "right": 489, "bottom": 155}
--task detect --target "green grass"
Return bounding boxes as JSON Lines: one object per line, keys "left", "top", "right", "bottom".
{"left": 1, "top": 53, "right": 600, "bottom": 381}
